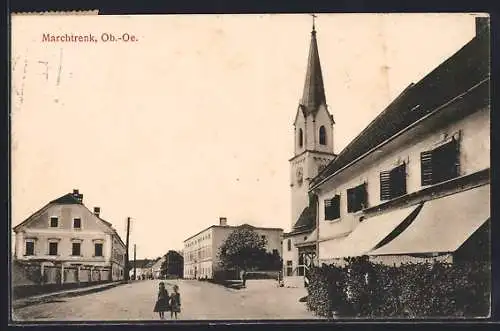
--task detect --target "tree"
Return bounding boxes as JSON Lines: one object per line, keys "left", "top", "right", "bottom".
{"left": 217, "top": 226, "right": 268, "bottom": 272}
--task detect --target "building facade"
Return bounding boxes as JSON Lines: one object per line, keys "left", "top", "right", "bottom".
{"left": 183, "top": 218, "right": 283, "bottom": 279}
{"left": 13, "top": 189, "right": 127, "bottom": 281}
{"left": 309, "top": 18, "right": 490, "bottom": 265}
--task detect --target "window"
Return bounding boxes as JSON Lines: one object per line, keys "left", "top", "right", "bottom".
{"left": 25, "top": 240, "right": 35, "bottom": 256}
{"left": 94, "top": 243, "right": 103, "bottom": 257}
{"left": 347, "top": 183, "right": 368, "bottom": 213}
{"left": 72, "top": 242, "right": 81, "bottom": 256}
{"left": 380, "top": 163, "right": 407, "bottom": 200}
{"left": 50, "top": 217, "right": 58, "bottom": 228}
{"left": 421, "top": 137, "right": 460, "bottom": 186}
{"left": 49, "top": 242, "right": 58, "bottom": 256}
{"left": 324, "top": 195, "right": 341, "bottom": 220}
{"left": 287, "top": 239, "right": 291, "bottom": 251}
{"left": 298, "top": 254, "right": 305, "bottom": 276}
{"left": 298, "top": 128, "right": 303, "bottom": 148}
{"left": 319, "top": 126, "right": 326, "bottom": 145}
{"left": 286, "top": 261, "right": 293, "bottom": 276}
{"left": 73, "top": 218, "right": 81, "bottom": 229}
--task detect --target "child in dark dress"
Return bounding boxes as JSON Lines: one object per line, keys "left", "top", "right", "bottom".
{"left": 153, "top": 282, "right": 170, "bottom": 319}
{"left": 169, "top": 284, "right": 181, "bottom": 319}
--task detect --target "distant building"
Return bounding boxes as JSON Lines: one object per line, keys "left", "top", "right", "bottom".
{"left": 151, "top": 256, "right": 165, "bottom": 279}
{"left": 13, "top": 189, "right": 127, "bottom": 281}
{"left": 183, "top": 218, "right": 283, "bottom": 279}
{"left": 150, "top": 251, "right": 183, "bottom": 279}
{"left": 129, "top": 259, "right": 156, "bottom": 280}
{"left": 163, "top": 250, "right": 184, "bottom": 279}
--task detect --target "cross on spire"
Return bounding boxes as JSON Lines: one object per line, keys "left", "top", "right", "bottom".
{"left": 311, "top": 14, "right": 317, "bottom": 32}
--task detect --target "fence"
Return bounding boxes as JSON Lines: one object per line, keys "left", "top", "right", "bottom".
{"left": 12, "top": 261, "right": 115, "bottom": 299}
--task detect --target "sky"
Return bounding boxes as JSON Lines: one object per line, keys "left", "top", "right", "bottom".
{"left": 11, "top": 13, "right": 478, "bottom": 259}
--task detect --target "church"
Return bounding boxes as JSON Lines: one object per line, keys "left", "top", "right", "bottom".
{"left": 282, "top": 17, "right": 490, "bottom": 287}
{"left": 282, "top": 20, "right": 337, "bottom": 287}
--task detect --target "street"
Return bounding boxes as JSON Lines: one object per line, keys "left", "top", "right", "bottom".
{"left": 12, "top": 279, "right": 319, "bottom": 321}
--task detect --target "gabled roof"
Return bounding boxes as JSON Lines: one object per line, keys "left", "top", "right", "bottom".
{"left": 13, "top": 191, "right": 125, "bottom": 247}
{"left": 49, "top": 193, "right": 83, "bottom": 205}
{"left": 310, "top": 30, "right": 490, "bottom": 189}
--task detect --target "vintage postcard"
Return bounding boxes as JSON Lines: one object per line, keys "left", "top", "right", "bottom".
{"left": 10, "top": 13, "right": 490, "bottom": 322}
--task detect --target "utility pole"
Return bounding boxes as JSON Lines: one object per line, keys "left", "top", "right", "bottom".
{"left": 125, "top": 217, "right": 131, "bottom": 281}
{"left": 133, "top": 244, "right": 137, "bottom": 281}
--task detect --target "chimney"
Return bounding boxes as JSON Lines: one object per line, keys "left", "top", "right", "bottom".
{"left": 219, "top": 217, "right": 227, "bottom": 226}
{"left": 72, "top": 189, "right": 79, "bottom": 197}
{"left": 78, "top": 194, "right": 83, "bottom": 203}
{"left": 475, "top": 16, "right": 489, "bottom": 36}
{"left": 94, "top": 207, "right": 100, "bottom": 217}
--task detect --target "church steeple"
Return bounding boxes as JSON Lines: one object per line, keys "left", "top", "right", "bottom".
{"left": 301, "top": 17, "right": 326, "bottom": 115}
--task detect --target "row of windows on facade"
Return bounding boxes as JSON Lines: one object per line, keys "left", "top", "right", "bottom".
{"left": 298, "top": 126, "right": 327, "bottom": 148}
{"left": 186, "top": 266, "right": 212, "bottom": 276}
{"left": 25, "top": 240, "right": 104, "bottom": 257}
{"left": 323, "top": 137, "right": 460, "bottom": 221}
{"left": 49, "top": 216, "right": 83, "bottom": 229}
{"left": 185, "top": 233, "right": 211, "bottom": 248}
{"left": 185, "top": 247, "right": 213, "bottom": 262}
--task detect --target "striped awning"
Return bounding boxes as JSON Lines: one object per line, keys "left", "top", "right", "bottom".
{"left": 368, "top": 184, "right": 490, "bottom": 255}
{"left": 318, "top": 204, "right": 422, "bottom": 259}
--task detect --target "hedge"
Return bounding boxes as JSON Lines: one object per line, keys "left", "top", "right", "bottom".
{"left": 306, "top": 257, "right": 490, "bottom": 318}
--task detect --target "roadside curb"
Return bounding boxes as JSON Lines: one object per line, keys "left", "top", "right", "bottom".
{"left": 13, "top": 281, "right": 127, "bottom": 309}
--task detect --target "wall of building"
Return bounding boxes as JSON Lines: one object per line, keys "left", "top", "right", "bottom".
{"left": 282, "top": 236, "right": 299, "bottom": 276}
{"left": 316, "top": 106, "right": 490, "bottom": 254}
{"left": 184, "top": 225, "right": 283, "bottom": 279}
{"left": 183, "top": 227, "right": 213, "bottom": 279}
{"left": 14, "top": 204, "right": 117, "bottom": 269}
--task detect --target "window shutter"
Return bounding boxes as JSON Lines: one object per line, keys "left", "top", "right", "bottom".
{"left": 391, "top": 163, "right": 407, "bottom": 198}
{"left": 324, "top": 199, "right": 332, "bottom": 220}
{"left": 346, "top": 188, "right": 354, "bottom": 213}
{"left": 332, "top": 195, "right": 340, "bottom": 219}
{"left": 420, "top": 150, "right": 433, "bottom": 186}
{"left": 359, "top": 183, "right": 367, "bottom": 209}
{"left": 380, "top": 170, "right": 391, "bottom": 200}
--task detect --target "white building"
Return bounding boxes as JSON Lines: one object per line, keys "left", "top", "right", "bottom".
{"left": 183, "top": 218, "right": 283, "bottom": 279}
{"left": 13, "top": 189, "right": 127, "bottom": 281}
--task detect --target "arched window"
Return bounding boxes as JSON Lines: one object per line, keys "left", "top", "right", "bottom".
{"left": 298, "top": 129, "right": 304, "bottom": 148}
{"left": 319, "top": 126, "right": 327, "bottom": 145}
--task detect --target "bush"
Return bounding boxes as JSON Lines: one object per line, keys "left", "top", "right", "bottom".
{"left": 306, "top": 264, "right": 348, "bottom": 318}
{"left": 306, "top": 258, "right": 490, "bottom": 318}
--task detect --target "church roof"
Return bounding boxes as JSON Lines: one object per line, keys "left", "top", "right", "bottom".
{"left": 310, "top": 26, "right": 490, "bottom": 189}
{"left": 300, "top": 25, "right": 326, "bottom": 116}
{"left": 292, "top": 206, "right": 315, "bottom": 232}
{"left": 289, "top": 193, "right": 318, "bottom": 235}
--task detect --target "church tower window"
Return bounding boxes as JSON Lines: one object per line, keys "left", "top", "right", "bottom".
{"left": 298, "top": 129, "right": 304, "bottom": 148}
{"left": 319, "top": 126, "right": 326, "bottom": 145}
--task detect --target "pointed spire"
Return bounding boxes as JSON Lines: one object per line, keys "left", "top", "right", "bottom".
{"left": 301, "top": 15, "right": 326, "bottom": 115}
